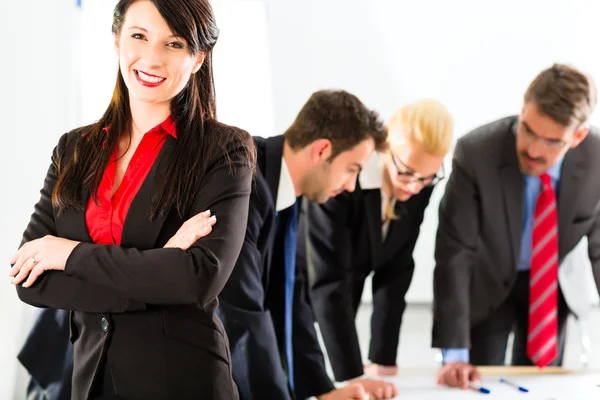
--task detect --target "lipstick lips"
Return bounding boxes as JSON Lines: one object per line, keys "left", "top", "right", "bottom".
{"left": 134, "top": 69, "right": 167, "bottom": 87}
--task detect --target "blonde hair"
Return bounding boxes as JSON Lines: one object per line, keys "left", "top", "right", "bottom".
{"left": 383, "top": 99, "right": 454, "bottom": 221}
{"left": 387, "top": 98, "right": 454, "bottom": 156}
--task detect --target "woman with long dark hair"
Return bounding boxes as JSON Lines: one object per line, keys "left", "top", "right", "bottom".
{"left": 9, "top": 1, "right": 255, "bottom": 398}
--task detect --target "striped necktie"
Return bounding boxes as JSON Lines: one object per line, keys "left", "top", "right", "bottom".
{"left": 527, "top": 173, "right": 558, "bottom": 367}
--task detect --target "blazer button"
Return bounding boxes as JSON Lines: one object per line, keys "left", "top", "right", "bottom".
{"left": 100, "top": 317, "right": 109, "bottom": 333}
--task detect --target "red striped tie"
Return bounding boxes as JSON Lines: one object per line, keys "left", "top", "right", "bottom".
{"left": 527, "top": 173, "right": 558, "bottom": 367}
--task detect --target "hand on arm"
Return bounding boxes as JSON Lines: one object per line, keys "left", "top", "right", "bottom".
{"left": 436, "top": 362, "right": 481, "bottom": 389}
{"left": 163, "top": 210, "right": 216, "bottom": 250}
{"left": 9, "top": 236, "right": 79, "bottom": 287}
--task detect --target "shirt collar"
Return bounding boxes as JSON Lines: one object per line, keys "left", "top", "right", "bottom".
{"left": 358, "top": 152, "right": 384, "bottom": 189}
{"left": 276, "top": 157, "right": 297, "bottom": 211}
{"left": 546, "top": 157, "right": 563, "bottom": 180}
{"left": 160, "top": 115, "right": 177, "bottom": 138}
{"left": 102, "top": 114, "right": 177, "bottom": 139}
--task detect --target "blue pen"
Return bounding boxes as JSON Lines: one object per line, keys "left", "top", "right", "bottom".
{"left": 500, "top": 378, "right": 529, "bottom": 392}
{"left": 469, "top": 383, "right": 491, "bottom": 394}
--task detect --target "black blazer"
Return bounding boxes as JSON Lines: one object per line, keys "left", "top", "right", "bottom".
{"left": 18, "top": 309, "right": 73, "bottom": 400}
{"left": 15, "top": 120, "right": 253, "bottom": 400}
{"left": 217, "top": 135, "right": 335, "bottom": 400}
{"left": 303, "top": 181, "right": 432, "bottom": 381}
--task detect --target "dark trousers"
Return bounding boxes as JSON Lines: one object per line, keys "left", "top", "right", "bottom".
{"left": 470, "top": 270, "right": 570, "bottom": 366}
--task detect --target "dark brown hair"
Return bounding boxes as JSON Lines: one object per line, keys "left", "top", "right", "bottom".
{"left": 53, "top": 0, "right": 255, "bottom": 219}
{"left": 283, "top": 89, "right": 388, "bottom": 159}
{"left": 524, "top": 63, "right": 597, "bottom": 128}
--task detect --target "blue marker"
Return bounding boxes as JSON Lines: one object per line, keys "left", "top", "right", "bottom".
{"left": 500, "top": 378, "right": 529, "bottom": 392}
{"left": 469, "top": 383, "right": 491, "bottom": 394}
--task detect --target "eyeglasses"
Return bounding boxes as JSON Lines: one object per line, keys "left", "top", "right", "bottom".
{"left": 517, "top": 122, "right": 570, "bottom": 151}
{"left": 390, "top": 151, "right": 445, "bottom": 187}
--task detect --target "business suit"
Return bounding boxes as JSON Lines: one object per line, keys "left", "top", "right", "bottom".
{"left": 218, "top": 135, "right": 335, "bottom": 400}
{"left": 303, "top": 153, "right": 433, "bottom": 381}
{"left": 18, "top": 309, "right": 73, "bottom": 400}
{"left": 433, "top": 115, "right": 600, "bottom": 365}
{"left": 15, "top": 120, "right": 253, "bottom": 400}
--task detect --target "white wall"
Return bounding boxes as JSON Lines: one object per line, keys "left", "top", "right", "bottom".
{"left": 261, "top": 0, "right": 600, "bottom": 303}
{"left": 0, "top": 1, "right": 81, "bottom": 399}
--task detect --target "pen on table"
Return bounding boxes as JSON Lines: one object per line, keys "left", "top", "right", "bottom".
{"left": 499, "top": 378, "right": 529, "bottom": 392}
{"left": 469, "top": 383, "right": 491, "bottom": 394}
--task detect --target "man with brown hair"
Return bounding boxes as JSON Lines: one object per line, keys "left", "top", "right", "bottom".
{"left": 218, "top": 90, "right": 398, "bottom": 399}
{"left": 434, "top": 64, "right": 600, "bottom": 388}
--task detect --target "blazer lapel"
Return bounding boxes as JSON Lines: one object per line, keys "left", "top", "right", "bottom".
{"left": 263, "top": 135, "right": 285, "bottom": 206}
{"left": 120, "top": 135, "right": 176, "bottom": 249}
{"left": 57, "top": 184, "right": 93, "bottom": 243}
{"left": 362, "top": 187, "right": 383, "bottom": 261}
{"left": 499, "top": 128, "right": 525, "bottom": 267}
{"left": 557, "top": 147, "right": 585, "bottom": 257}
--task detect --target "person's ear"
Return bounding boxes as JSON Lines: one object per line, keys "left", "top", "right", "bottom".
{"left": 570, "top": 125, "right": 590, "bottom": 148}
{"left": 192, "top": 52, "right": 206, "bottom": 74}
{"left": 310, "top": 139, "right": 332, "bottom": 163}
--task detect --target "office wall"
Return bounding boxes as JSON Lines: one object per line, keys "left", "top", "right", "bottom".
{"left": 0, "top": 1, "right": 80, "bottom": 398}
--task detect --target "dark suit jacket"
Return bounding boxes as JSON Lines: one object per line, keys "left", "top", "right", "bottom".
{"left": 14, "top": 120, "right": 253, "bottom": 400}
{"left": 18, "top": 309, "right": 73, "bottom": 400}
{"left": 218, "top": 135, "right": 335, "bottom": 400}
{"left": 303, "top": 181, "right": 432, "bottom": 381}
{"left": 433, "top": 115, "right": 600, "bottom": 349}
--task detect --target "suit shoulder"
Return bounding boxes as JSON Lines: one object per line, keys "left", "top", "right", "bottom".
{"left": 578, "top": 125, "right": 600, "bottom": 163}
{"left": 205, "top": 119, "right": 254, "bottom": 152}
{"left": 54, "top": 124, "right": 97, "bottom": 157}
{"left": 203, "top": 120, "right": 257, "bottom": 174}
{"left": 457, "top": 115, "right": 517, "bottom": 150}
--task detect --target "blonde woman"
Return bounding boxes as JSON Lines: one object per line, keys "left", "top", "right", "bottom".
{"left": 301, "top": 99, "right": 453, "bottom": 382}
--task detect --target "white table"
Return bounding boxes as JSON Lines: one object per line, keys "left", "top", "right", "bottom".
{"left": 379, "top": 367, "right": 599, "bottom": 400}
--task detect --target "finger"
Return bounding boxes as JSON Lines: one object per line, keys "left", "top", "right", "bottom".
{"left": 12, "top": 257, "right": 36, "bottom": 285}
{"left": 9, "top": 253, "right": 30, "bottom": 278}
{"left": 469, "top": 367, "right": 481, "bottom": 383}
{"left": 191, "top": 209, "right": 211, "bottom": 222}
{"left": 9, "top": 250, "right": 20, "bottom": 265}
{"left": 208, "top": 215, "right": 217, "bottom": 225}
{"left": 447, "top": 367, "right": 459, "bottom": 387}
{"left": 391, "top": 382, "right": 399, "bottom": 397}
{"left": 22, "top": 264, "right": 46, "bottom": 288}
{"left": 371, "top": 387, "right": 383, "bottom": 399}
{"left": 384, "top": 384, "right": 394, "bottom": 399}
{"left": 350, "top": 383, "right": 367, "bottom": 399}
{"left": 461, "top": 367, "right": 469, "bottom": 389}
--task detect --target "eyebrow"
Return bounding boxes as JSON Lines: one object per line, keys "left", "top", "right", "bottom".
{"left": 521, "top": 121, "right": 540, "bottom": 137}
{"left": 352, "top": 163, "right": 364, "bottom": 172}
{"left": 128, "top": 26, "right": 180, "bottom": 38}
{"left": 396, "top": 156, "right": 417, "bottom": 173}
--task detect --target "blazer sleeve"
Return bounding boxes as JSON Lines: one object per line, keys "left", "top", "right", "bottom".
{"left": 63, "top": 147, "right": 253, "bottom": 307}
{"left": 586, "top": 203, "right": 600, "bottom": 297}
{"left": 369, "top": 188, "right": 433, "bottom": 362}
{"left": 432, "top": 138, "right": 481, "bottom": 349}
{"left": 15, "top": 132, "right": 145, "bottom": 313}
{"left": 217, "top": 188, "right": 292, "bottom": 400}
{"left": 293, "top": 204, "right": 336, "bottom": 398}
{"left": 303, "top": 193, "right": 364, "bottom": 381}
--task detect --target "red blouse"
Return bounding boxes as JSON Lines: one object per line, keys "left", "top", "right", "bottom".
{"left": 85, "top": 116, "right": 177, "bottom": 245}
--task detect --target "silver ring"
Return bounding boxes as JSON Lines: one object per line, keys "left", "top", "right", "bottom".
{"left": 31, "top": 256, "right": 38, "bottom": 265}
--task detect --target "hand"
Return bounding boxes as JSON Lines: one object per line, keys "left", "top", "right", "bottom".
{"left": 164, "top": 210, "right": 216, "bottom": 250}
{"left": 436, "top": 362, "right": 481, "bottom": 389}
{"left": 9, "top": 235, "right": 80, "bottom": 288}
{"left": 317, "top": 383, "right": 368, "bottom": 400}
{"left": 353, "top": 378, "right": 398, "bottom": 399}
{"left": 364, "top": 363, "right": 398, "bottom": 377}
